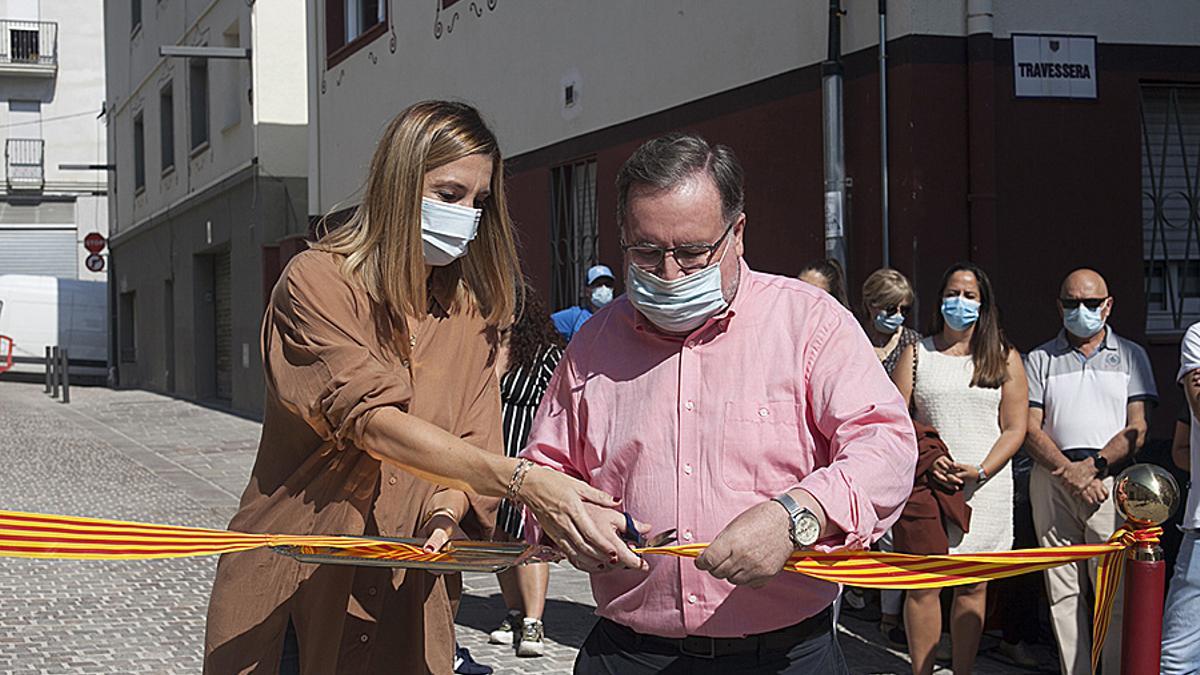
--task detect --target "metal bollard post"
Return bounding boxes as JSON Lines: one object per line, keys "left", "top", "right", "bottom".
{"left": 44, "top": 346, "right": 52, "bottom": 394}
{"left": 50, "top": 346, "right": 60, "bottom": 399}
{"left": 59, "top": 347, "right": 70, "bottom": 404}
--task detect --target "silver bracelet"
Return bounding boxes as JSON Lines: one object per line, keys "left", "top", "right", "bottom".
{"left": 505, "top": 459, "right": 534, "bottom": 503}
{"left": 976, "top": 464, "right": 989, "bottom": 483}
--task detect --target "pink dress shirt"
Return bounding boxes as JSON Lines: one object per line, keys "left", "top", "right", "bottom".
{"left": 521, "top": 260, "right": 917, "bottom": 639}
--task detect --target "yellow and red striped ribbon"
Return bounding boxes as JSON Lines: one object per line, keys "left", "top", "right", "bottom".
{"left": 0, "top": 509, "right": 444, "bottom": 562}
{"left": 0, "top": 510, "right": 1158, "bottom": 673}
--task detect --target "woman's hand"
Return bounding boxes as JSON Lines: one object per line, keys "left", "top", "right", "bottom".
{"left": 519, "top": 466, "right": 649, "bottom": 573}
{"left": 929, "top": 455, "right": 964, "bottom": 490}
{"left": 948, "top": 462, "right": 982, "bottom": 484}
{"left": 419, "top": 512, "right": 458, "bottom": 553}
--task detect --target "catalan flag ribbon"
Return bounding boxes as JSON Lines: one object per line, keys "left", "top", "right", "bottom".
{"left": 0, "top": 510, "right": 1159, "bottom": 674}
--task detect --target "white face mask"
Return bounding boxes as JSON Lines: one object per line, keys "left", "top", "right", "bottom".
{"left": 626, "top": 243, "right": 731, "bottom": 334}
{"left": 421, "top": 197, "right": 482, "bottom": 267}
{"left": 591, "top": 285, "right": 614, "bottom": 308}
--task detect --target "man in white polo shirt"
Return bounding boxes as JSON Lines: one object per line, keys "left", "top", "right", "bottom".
{"left": 1024, "top": 268, "right": 1157, "bottom": 675}
{"left": 1162, "top": 321, "right": 1200, "bottom": 673}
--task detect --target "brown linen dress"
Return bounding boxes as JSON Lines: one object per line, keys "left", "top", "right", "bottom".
{"left": 204, "top": 250, "right": 502, "bottom": 675}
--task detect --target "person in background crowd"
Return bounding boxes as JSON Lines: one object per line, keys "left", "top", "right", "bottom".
{"left": 855, "top": 268, "right": 922, "bottom": 641}
{"left": 203, "top": 101, "right": 640, "bottom": 675}
{"left": 551, "top": 264, "right": 616, "bottom": 341}
{"left": 1162, "top": 321, "right": 1200, "bottom": 674}
{"left": 1024, "top": 269, "right": 1155, "bottom": 675}
{"left": 1173, "top": 396, "right": 1191, "bottom": 474}
{"left": 522, "top": 133, "right": 917, "bottom": 673}
{"left": 862, "top": 268, "right": 922, "bottom": 377}
{"left": 486, "top": 287, "right": 565, "bottom": 658}
{"left": 892, "top": 262, "right": 1028, "bottom": 675}
{"left": 799, "top": 258, "right": 850, "bottom": 308}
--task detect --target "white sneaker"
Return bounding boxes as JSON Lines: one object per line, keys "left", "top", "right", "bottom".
{"left": 488, "top": 612, "right": 521, "bottom": 645}
{"left": 515, "top": 618, "right": 546, "bottom": 657}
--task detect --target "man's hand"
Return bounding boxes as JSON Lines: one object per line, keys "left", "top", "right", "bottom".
{"left": 695, "top": 500, "right": 794, "bottom": 588}
{"left": 1079, "top": 478, "right": 1109, "bottom": 507}
{"left": 1053, "top": 459, "right": 1098, "bottom": 496}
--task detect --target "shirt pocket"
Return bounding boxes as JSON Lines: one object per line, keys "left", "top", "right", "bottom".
{"left": 720, "top": 400, "right": 806, "bottom": 494}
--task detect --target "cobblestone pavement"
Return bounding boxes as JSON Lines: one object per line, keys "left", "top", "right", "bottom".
{"left": 0, "top": 381, "right": 1058, "bottom": 673}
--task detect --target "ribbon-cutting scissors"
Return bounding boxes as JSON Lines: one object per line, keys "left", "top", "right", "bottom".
{"left": 621, "top": 512, "right": 677, "bottom": 549}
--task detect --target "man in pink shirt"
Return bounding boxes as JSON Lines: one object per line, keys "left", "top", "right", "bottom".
{"left": 520, "top": 133, "right": 917, "bottom": 673}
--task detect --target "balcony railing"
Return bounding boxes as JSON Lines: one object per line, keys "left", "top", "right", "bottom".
{"left": 0, "top": 20, "right": 57, "bottom": 76}
{"left": 5, "top": 139, "right": 45, "bottom": 192}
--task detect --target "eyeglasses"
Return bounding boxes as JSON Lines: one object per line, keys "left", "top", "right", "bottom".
{"left": 1059, "top": 297, "right": 1109, "bottom": 310}
{"left": 881, "top": 304, "right": 912, "bottom": 316}
{"left": 621, "top": 220, "right": 736, "bottom": 273}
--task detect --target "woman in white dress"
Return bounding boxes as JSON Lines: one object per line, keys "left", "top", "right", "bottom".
{"left": 892, "top": 263, "right": 1028, "bottom": 675}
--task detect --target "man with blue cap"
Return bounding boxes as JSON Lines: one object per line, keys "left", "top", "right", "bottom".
{"left": 552, "top": 264, "right": 615, "bottom": 341}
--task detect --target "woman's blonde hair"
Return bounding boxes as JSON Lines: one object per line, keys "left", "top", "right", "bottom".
{"left": 861, "top": 268, "right": 915, "bottom": 315}
{"left": 313, "top": 100, "right": 521, "bottom": 346}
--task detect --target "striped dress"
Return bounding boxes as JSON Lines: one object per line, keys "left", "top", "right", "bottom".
{"left": 495, "top": 344, "right": 564, "bottom": 540}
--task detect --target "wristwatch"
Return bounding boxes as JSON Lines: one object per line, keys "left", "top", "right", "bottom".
{"left": 1091, "top": 455, "right": 1109, "bottom": 478}
{"left": 772, "top": 492, "right": 821, "bottom": 549}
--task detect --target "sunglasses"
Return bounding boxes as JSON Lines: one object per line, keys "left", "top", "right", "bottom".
{"left": 881, "top": 304, "right": 912, "bottom": 315}
{"left": 1059, "top": 297, "right": 1109, "bottom": 310}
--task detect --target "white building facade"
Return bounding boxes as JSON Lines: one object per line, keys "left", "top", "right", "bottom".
{"left": 0, "top": 0, "right": 107, "bottom": 281}
{"left": 103, "top": 0, "right": 307, "bottom": 413}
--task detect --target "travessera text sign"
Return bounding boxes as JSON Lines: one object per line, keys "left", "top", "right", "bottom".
{"left": 1012, "top": 34, "right": 1097, "bottom": 100}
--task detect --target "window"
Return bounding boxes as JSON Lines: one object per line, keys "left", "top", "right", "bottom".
{"left": 9, "top": 29, "right": 39, "bottom": 63}
{"left": 119, "top": 291, "right": 137, "bottom": 362}
{"left": 189, "top": 58, "right": 209, "bottom": 151}
{"left": 325, "top": 0, "right": 386, "bottom": 64}
{"left": 159, "top": 82, "right": 174, "bottom": 173}
{"left": 133, "top": 113, "right": 145, "bottom": 192}
{"left": 549, "top": 158, "right": 599, "bottom": 310}
{"left": 1142, "top": 85, "right": 1200, "bottom": 333}
{"left": 132, "top": 0, "right": 142, "bottom": 34}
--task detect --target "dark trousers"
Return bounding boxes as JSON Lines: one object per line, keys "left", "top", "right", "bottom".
{"left": 573, "top": 615, "right": 848, "bottom": 675}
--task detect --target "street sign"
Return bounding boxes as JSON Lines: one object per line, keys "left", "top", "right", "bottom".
{"left": 1012, "top": 34, "right": 1097, "bottom": 99}
{"left": 85, "top": 254, "right": 105, "bottom": 273}
{"left": 84, "top": 232, "right": 106, "bottom": 253}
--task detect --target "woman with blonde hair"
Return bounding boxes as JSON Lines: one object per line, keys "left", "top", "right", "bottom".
{"left": 204, "top": 101, "right": 640, "bottom": 674}
{"left": 861, "top": 268, "right": 921, "bottom": 376}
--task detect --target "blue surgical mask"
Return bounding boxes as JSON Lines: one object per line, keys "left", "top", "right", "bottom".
{"left": 1063, "top": 305, "right": 1105, "bottom": 338}
{"left": 874, "top": 310, "right": 905, "bottom": 335}
{"left": 626, "top": 246, "right": 731, "bottom": 334}
{"left": 591, "top": 285, "right": 614, "bottom": 309}
{"left": 421, "top": 197, "right": 481, "bottom": 267}
{"left": 941, "top": 296, "right": 980, "bottom": 331}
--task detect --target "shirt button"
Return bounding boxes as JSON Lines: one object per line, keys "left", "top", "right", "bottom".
{"left": 368, "top": 587, "right": 377, "bottom": 597}
{"left": 758, "top": 407, "right": 769, "bottom": 417}
{"left": 685, "top": 401, "right": 695, "bottom": 411}
{"left": 687, "top": 594, "right": 698, "bottom": 605}
{"left": 683, "top": 530, "right": 693, "bottom": 542}
{"left": 359, "top": 634, "right": 369, "bottom": 643}
{"left": 683, "top": 463, "right": 693, "bottom": 475}
{"left": 388, "top": 476, "right": 397, "bottom": 485}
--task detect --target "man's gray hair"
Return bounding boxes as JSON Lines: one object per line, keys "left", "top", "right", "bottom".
{"left": 616, "top": 133, "right": 745, "bottom": 230}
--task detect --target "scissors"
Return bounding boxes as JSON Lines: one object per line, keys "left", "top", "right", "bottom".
{"left": 621, "top": 512, "right": 677, "bottom": 549}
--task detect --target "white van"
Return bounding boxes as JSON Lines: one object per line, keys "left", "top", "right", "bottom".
{"left": 0, "top": 275, "right": 108, "bottom": 379}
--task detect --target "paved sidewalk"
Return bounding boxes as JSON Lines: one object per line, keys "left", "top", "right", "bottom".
{"left": 0, "top": 381, "right": 1057, "bottom": 673}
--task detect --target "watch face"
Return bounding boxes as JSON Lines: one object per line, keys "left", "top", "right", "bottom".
{"left": 794, "top": 513, "right": 821, "bottom": 547}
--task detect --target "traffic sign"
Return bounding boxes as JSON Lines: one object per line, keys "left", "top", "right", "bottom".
{"left": 84, "top": 232, "right": 106, "bottom": 253}
{"left": 85, "top": 254, "right": 105, "bottom": 273}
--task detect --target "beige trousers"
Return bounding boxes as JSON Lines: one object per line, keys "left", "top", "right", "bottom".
{"left": 1031, "top": 463, "right": 1123, "bottom": 675}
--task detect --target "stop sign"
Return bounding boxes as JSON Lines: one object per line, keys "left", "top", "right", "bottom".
{"left": 84, "top": 232, "right": 106, "bottom": 253}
